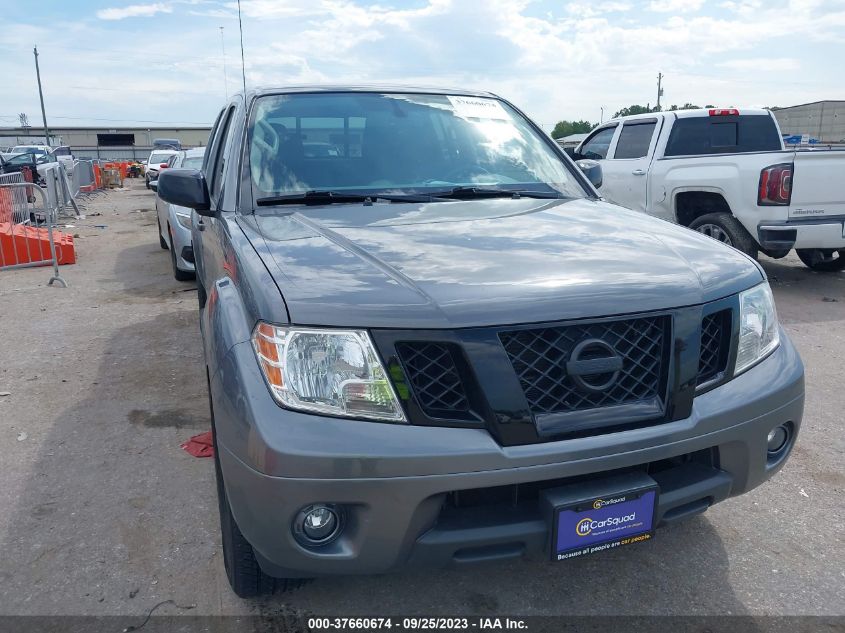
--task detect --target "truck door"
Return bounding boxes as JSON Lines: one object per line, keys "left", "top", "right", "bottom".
{"left": 574, "top": 124, "right": 617, "bottom": 198}
{"left": 599, "top": 118, "right": 660, "bottom": 212}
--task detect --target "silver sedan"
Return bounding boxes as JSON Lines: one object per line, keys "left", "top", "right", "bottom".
{"left": 151, "top": 148, "right": 205, "bottom": 281}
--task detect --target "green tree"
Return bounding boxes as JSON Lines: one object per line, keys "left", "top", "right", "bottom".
{"left": 612, "top": 104, "right": 652, "bottom": 118}
{"left": 668, "top": 103, "right": 701, "bottom": 111}
{"left": 551, "top": 119, "right": 596, "bottom": 139}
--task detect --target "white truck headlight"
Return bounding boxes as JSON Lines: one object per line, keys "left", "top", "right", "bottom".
{"left": 735, "top": 282, "right": 779, "bottom": 375}
{"left": 252, "top": 323, "right": 406, "bottom": 422}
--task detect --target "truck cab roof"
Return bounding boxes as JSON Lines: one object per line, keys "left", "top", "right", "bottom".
{"left": 608, "top": 108, "right": 773, "bottom": 125}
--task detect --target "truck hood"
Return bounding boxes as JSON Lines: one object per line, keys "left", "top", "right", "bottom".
{"left": 242, "top": 197, "right": 763, "bottom": 328}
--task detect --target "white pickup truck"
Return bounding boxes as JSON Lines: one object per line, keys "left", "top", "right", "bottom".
{"left": 7, "top": 144, "right": 75, "bottom": 178}
{"left": 572, "top": 108, "right": 845, "bottom": 271}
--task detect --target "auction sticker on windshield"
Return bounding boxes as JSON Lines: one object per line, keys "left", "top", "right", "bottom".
{"left": 447, "top": 95, "right": 509, "bottom": 120}
{"left": 553, "top": 487, "right": 657, "bottom": 561}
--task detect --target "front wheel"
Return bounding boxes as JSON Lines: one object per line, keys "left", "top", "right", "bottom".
{"left": 157, "top": 217, "right": 168, "bottom": 250}
{"left": 145, "top": 176, "right": 150, "bottom": 190}
{"left": 796, "top": 248, "right": 845, "bottom": 272}
{"left": 689, "top": 212, "right": 759, "bottom": 260}
{"left": 210, "top": 387, "right": 309, "bottom": 598}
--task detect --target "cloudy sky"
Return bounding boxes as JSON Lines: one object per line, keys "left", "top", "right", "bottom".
{"left": 1, "top": 0, "right": 843, "bottom": 131}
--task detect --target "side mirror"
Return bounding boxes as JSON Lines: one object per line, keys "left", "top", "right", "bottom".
{"left": 576, "top": 159, "right": 602, "bottom": 189}
{"left": 158, "top": 169, "right": 212, "bottom": 215}
{"left": 149, "top": 180, "right": 158, "bottom": 192}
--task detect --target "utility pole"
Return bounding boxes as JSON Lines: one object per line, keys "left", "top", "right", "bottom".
{"left": 656, "top": 72, "right": 664, "bottom": 112}
{"left": 220, "top": 26, "right": 228, "bottom": 100}
{"left": 33, "top": 46, "right": 51, "bottom": 146}
{"left": 600, "top": 107, "right": 604, "bottom": 124}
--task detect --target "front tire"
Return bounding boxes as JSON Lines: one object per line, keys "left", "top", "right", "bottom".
{"left": 796, "top": 248, "right": 845, "bottom": 272}
{"left": 157, "top": 217, "right": 168, "bottom": 250}
{"left": 689, "top": 212, "right": 759, "bottom": 260}
{"left": 145, "top": 176, "right": 150, "bottom": 190}
{"left": 209, "top": 381, "right": 309, "bottom": 598}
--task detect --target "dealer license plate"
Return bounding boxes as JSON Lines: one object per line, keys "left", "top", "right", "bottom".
{"left": 552, "top": 487, "right": 657, "bottom": 561}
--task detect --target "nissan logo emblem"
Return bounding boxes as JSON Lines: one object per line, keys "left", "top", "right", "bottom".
{"left": 565, "top": 338, "right": 623, "bottom": 393}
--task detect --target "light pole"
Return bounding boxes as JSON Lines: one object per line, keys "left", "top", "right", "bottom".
{"left": 600, "top": 107, "right": 604, "bottom": 124}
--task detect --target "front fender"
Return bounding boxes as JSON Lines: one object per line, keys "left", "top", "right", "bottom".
{"left": 203, "top": 276, "right": 253, "bottom": 381}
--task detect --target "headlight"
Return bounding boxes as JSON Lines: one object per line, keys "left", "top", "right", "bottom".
{"left": 252, "top": 323, "right": 406, "bottom": 422}
{"left": 175, "top": 212, "right": 192, "bottom": 229}
{"left": 735, "top": 282, "right": 779, "bottom": 375}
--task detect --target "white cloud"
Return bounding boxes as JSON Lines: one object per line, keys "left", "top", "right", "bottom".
{"left": 648, "top": 0, "right": 704, "bottom": 12}
{"left": 719, "top": 57, "right": 801, "bottom": 71}
{"left": 567, "top": 1, "right": 632, "bottom": 18}
{"left": 3, "top": 0, "right": 844, "bottom": 127}
{"left": 96, "top": 2, "right": 173, "bottom": 20}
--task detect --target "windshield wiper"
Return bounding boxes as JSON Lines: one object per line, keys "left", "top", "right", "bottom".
{"left": 426, "top": 186, "right": 566, "bottom": 200}
{"left": 255, "top": 190, "right": 430, "bottom": 206}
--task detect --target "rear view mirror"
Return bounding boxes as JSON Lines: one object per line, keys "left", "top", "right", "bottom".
{"left": 577, "top": 159, "right": 602, "bottom": 189}
{"left": 157, "top": 168, "right": 212, "bottom": 214}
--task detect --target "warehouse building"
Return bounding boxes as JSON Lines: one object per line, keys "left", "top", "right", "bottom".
{"left": 773, "top": 101, "right": 845, "bottom": 143}
{"left": 0, "top": 125, "right": 212, "bottom": 160}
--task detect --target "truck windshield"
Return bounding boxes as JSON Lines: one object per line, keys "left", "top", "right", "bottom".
{"left": 248, "top": 92, "right": 586, "bottom": 201}
{"left": 148, "top": 152, "right": 173, "bottom": 165}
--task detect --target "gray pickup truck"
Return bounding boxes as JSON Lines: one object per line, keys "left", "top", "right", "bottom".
{"left": 157, "top": 86, "right": 804, "bottom": 598}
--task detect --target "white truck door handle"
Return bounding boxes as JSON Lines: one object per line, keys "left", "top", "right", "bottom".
{"left": 632, "top": 169, "right": 646, "bottom": 176}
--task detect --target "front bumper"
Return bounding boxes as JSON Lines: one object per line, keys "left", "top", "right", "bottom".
{"left": 212, "top": 333, "right": 803, "bottom": 577}
{"left": 168, "top": 214, "right": 194, "bottom": 271}
{"left": 758, "top": 217, "right": 845, "bottom": 250}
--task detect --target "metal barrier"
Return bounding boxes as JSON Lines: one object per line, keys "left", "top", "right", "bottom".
{"left": 0, "top": 172, "right": 30, "bottom": 223}
{"left": 71, "top": 159, "right": 96, "bottom": 195}
{"left": 42, "top": 163, "right": 81, "bottom": 220}
{"left": 0, "top": 182, "right": 68, "bottom": 287}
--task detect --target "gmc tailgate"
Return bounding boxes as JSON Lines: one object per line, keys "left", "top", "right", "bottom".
{"left": 789, "top": 151, "right": 845, "bottom": 220}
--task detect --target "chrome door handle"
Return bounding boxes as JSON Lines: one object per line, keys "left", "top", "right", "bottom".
{"left": 632, "top": 169, "right": 646, "bottom": 176}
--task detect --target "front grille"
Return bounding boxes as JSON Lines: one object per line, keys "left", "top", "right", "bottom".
{"left": 500, "top": 316, "right": 669, "bottom": 415}
{"left": 395, "top": 342, "right": 469, "bottom": 416}
{"left": 697, "top": 309, "right": 731, "bottom": 386}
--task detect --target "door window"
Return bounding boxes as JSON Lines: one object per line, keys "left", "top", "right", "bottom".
{"left": 209, "top": 106, "right": 236, "bottom": 200}
{"left": 579, "top": 126, "right": 617, "bottom": 160}
{"left": 613, "top": 121, "right": 656, "bottom": 159}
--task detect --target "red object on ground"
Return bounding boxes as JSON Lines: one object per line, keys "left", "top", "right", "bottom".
{"left": 0, "top": 222, "right": 76, "bottom": 266}
{"left": 181, "top": 431, "right": 214, "bottom": 458}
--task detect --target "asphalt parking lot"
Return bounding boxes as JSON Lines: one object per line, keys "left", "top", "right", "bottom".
{"left": 0, "top": 180, "right": 843, "bottom": 621}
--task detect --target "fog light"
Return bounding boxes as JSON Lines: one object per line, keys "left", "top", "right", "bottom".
{"left": 767, "top": 424, "right": 789, "bottom": 454}
{"left": 293, "top": 504, "right": 342, "bottom": 546}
